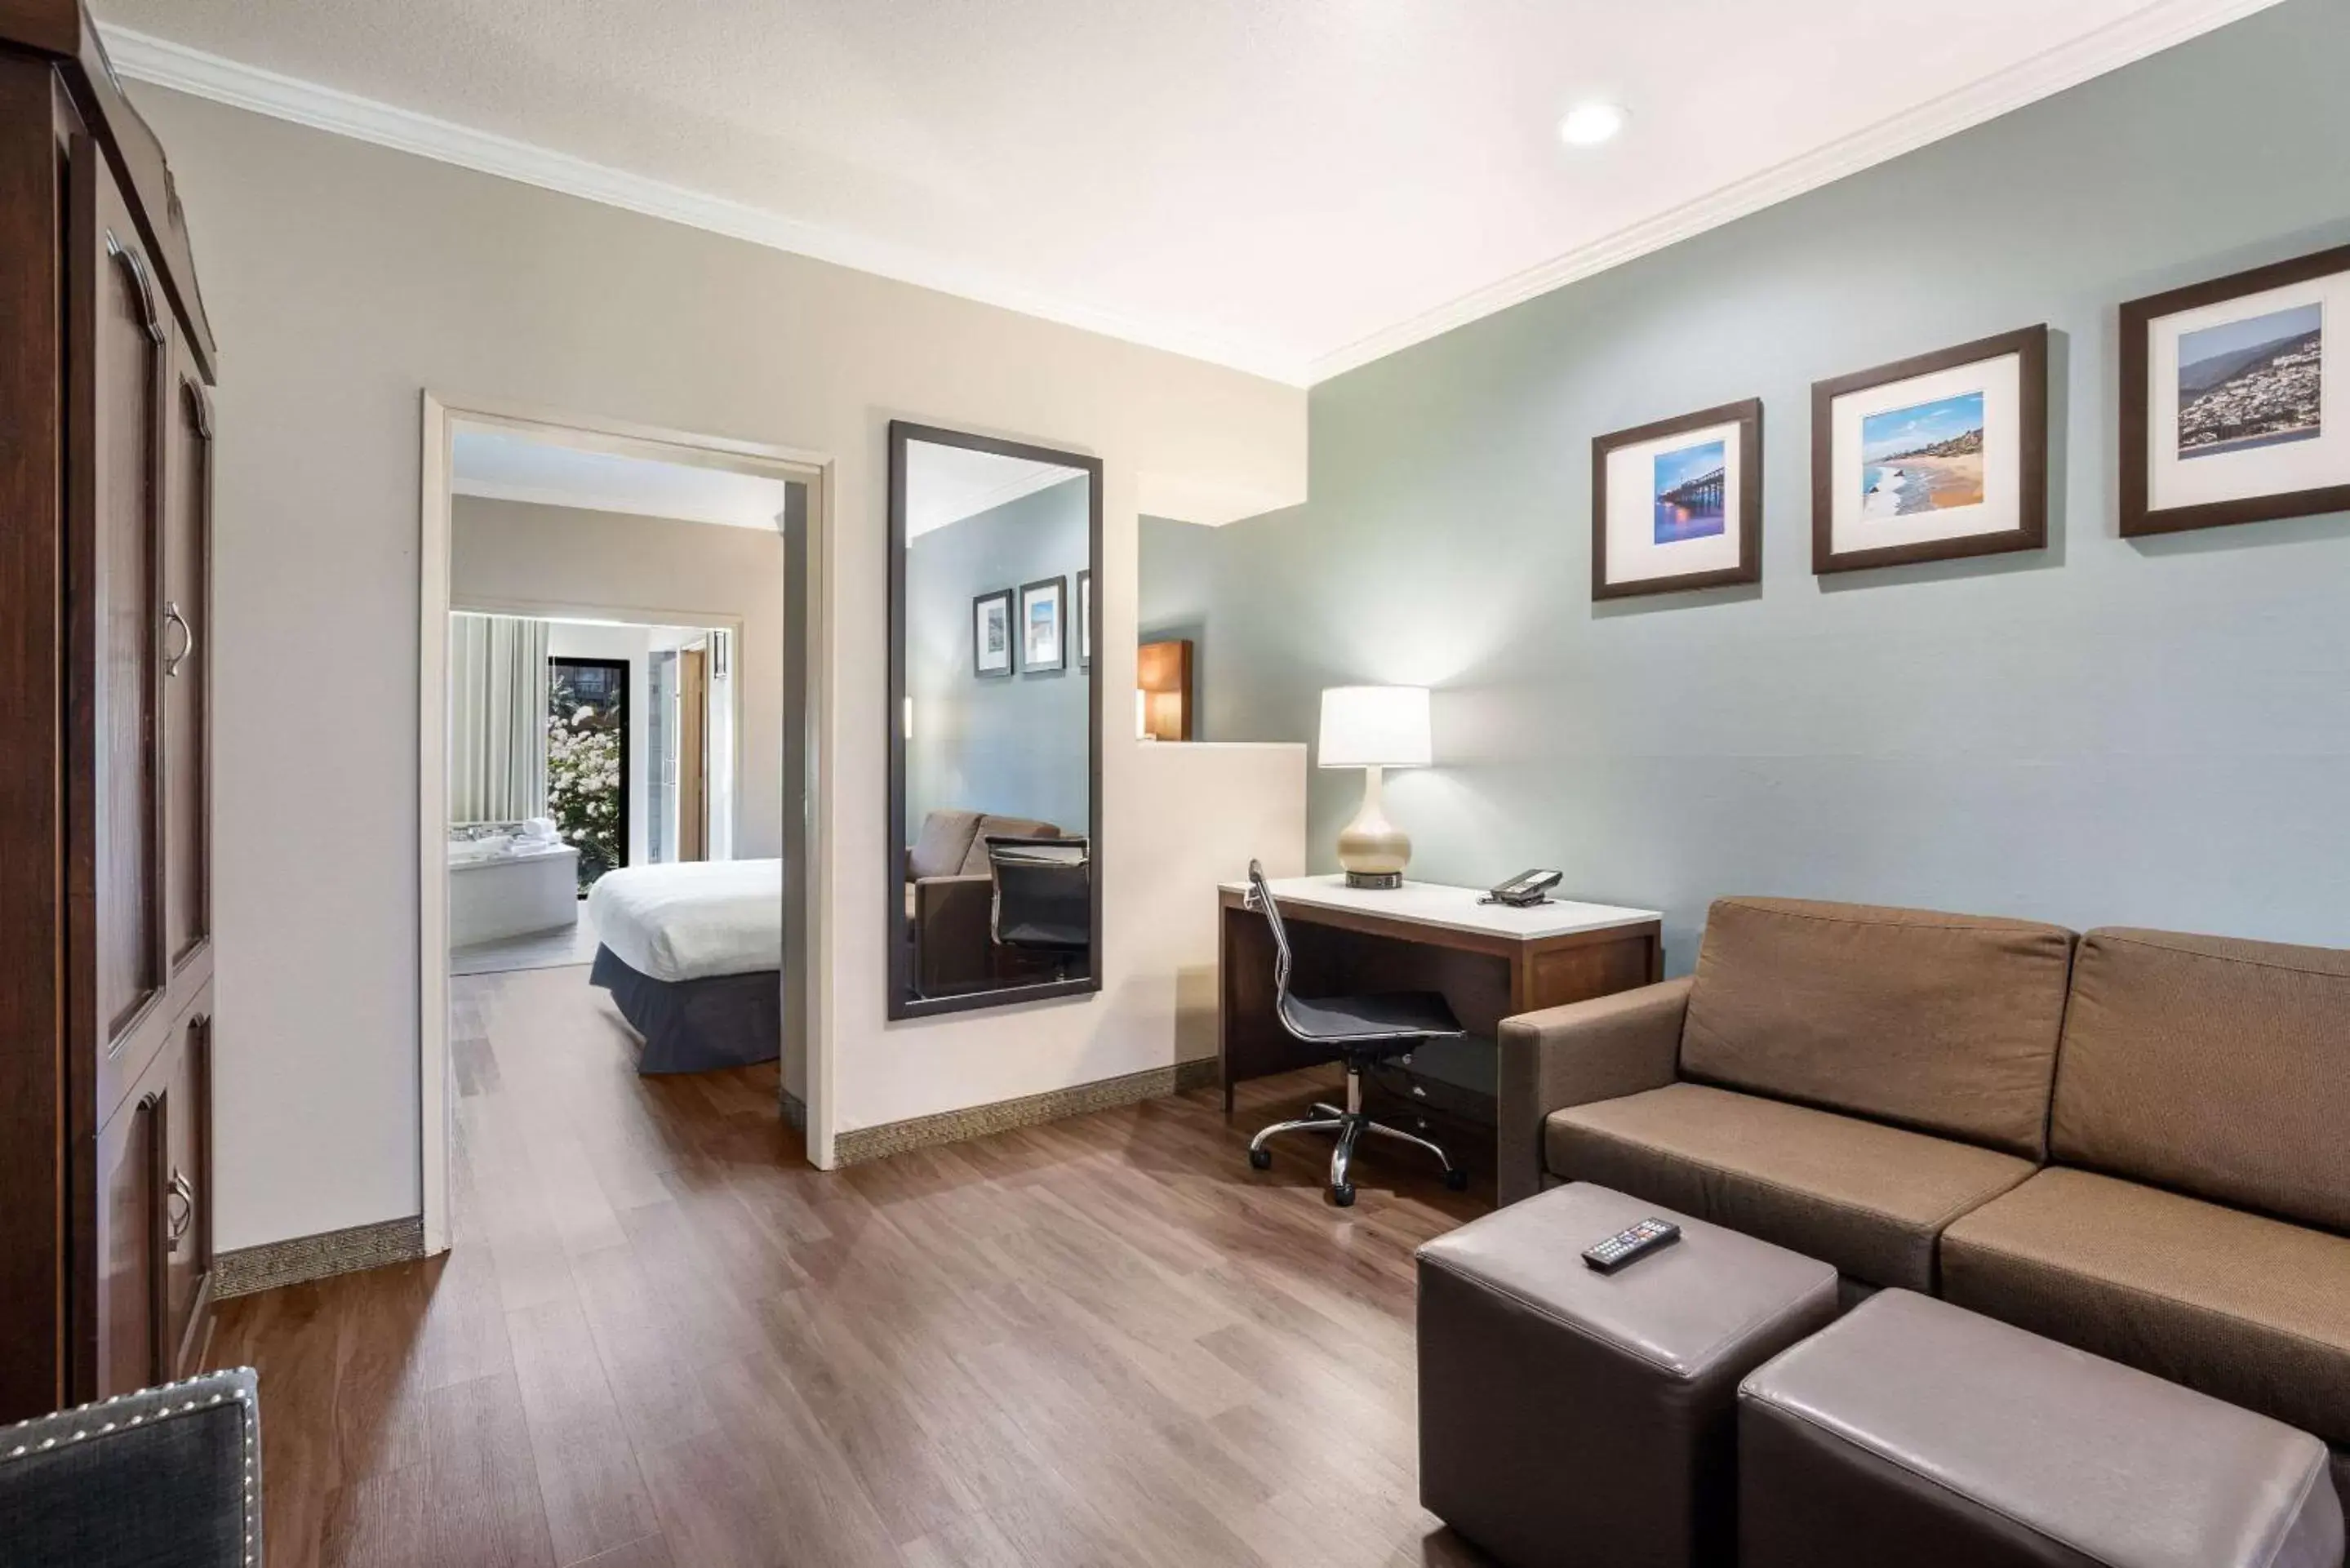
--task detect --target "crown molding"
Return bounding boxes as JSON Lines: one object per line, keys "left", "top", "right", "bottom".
{"left": 103, "top": 1, "right": 2280, "bottom": 394}
{"left": 1305, "top": 0, "right": 2288, "bottom": 383}
{"left": 96, "top": 25, "right": 1317, "bottom": 387}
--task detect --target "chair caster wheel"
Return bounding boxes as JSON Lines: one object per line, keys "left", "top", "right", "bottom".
{"left": 1443, "top": 1168, "right": 1469, "bottom": 1192}
{"left": 1330, "top": 1182, "right": 1356, "bottom": 1208}
{"left": 1248, "top": 1147, "right": 1272, "bottom": 1170}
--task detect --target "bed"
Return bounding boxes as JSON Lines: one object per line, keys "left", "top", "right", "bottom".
{"left": 586, "top": 858, "right": 782, "bottom": 1073}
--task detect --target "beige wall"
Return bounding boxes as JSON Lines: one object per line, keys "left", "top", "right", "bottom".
{"left": 452, "top": 496, "right": 785, "bottom": 857}
{"left": 135, "top": 85, "right": 1306, "bottom": 1251}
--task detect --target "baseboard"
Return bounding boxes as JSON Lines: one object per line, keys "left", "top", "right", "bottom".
{"left": 211, "top": 1215, "right": 427, "bottom": 1299}
{"left": 814, "top": 1055, "right": 1219, "bottom": 1167}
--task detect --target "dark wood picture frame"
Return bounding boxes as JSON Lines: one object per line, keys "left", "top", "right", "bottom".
{"left": 971, "top": 588, "right": 1013, "bottom": 677}
{"left": 2120, "top": 242, "right": 2350, "bottom": 538}
{"left": 1020, "top": 574, "right": 1068, "bottom": 673}
{"left": 1591, "top": 398, "right": 1763, "bottom": 600}
{"left": 888, "top": 421, "right": 1104, "bottom": 1022}
{"left": 1811, "top": 323, "right": 2048, "bottom": 574}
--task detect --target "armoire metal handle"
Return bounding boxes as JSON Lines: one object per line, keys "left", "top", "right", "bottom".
{"left": 166, "top": 1170, "right": 195, "bottom": 1250}
{"left": 163, "top": 602, "right": 193, "bottom": 677}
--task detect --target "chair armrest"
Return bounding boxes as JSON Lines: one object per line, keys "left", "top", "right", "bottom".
{"left": 1496, "top": 975, "right": 1692, "bottom": 1206}
{"left": 913, "top": 873, "right": 994, "bottom": 994}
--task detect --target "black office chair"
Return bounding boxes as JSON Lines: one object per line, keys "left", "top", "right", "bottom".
{"left": 987, "top": 834, "right": 1091, "bottom": 980}
{"left": 1242, "top": 859, "right": 1469, "bottom": 1206}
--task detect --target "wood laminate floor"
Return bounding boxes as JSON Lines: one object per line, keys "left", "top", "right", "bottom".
{"left": 207, "top": 963, "right": 1497, "bottom": 1568}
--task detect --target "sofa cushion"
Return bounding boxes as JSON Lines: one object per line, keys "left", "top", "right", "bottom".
{"left": 1680, "top": 898, "right": 2075, "bottom": 1159}
{"left": 908, "top": 809, "right": 982, "bottom": 882}
{"left": 1545, "top": 1082, "right": 2034, "bottom": 1290}
{"left": 1942, "top": 1166, "right": 2350, "bottom": 1451}
{"left": 960, "top": 815, "right": 1060, "bottom": 876}
{"left": 2052, "top": 927, "right": 2350, "bottom": 1233}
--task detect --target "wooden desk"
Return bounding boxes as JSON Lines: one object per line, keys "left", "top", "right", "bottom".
{"left": 1218, "top": 877, "right": 1664, "bottom": 1139}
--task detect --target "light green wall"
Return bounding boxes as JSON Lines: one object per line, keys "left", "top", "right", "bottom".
{"left": 1203, "top": 0, "right": 2350, "bottom": 966}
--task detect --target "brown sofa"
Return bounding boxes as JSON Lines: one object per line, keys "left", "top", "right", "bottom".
{"left": 1501, "top": 897, "right": 2350, "bottom": 1509}
{"left": 904, "top": 807, "right": 1060, "bottom": 994}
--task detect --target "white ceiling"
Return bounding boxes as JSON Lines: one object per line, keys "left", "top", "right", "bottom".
{"left": 100, "top": 0, "right": 2280, "bottom": 385}
{"left": 451, "top": 428, "right": 794, "bottom": 530}
{"left": 904, "top": 441, "right": 1084, "bottom": 539}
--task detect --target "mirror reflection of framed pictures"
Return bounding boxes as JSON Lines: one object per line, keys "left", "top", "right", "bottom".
{"left": 2121, "top": 243, "right": 2349, "bottom": 538}
{"left": 1592, "top": 398, "right": 1762, "bottom": 600}
{"left": 1813, "top": 324, "right": 2047, "bottom": 575}
{"left": 1020, "top": 575, "right": 1067, "bottom": 672}
{"left": 1077, "top": 570, "right": 1092, "bottom": 668}
{"left": 972, "top": 588, "right": 1013, "bottom": 677}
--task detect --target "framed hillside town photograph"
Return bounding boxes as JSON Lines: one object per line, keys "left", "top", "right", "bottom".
{"left": 1591, "top": 398, "right": 1763, "bottom": 599}
{"left": 971, "top": 588, "right": 1014, "bottom": 676}
{"left": 1812, "top": 324, "right": 2048, "bottom": 574}
{"left": 1020, "top": 575, "right": 1068, "bottom": 672}
{"left": 2120, "top": 242, "right": 2350, "bottom": 537}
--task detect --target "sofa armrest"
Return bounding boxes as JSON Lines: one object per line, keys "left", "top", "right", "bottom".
{"left": 913, "top": 873, "right": 994, "bottom": 995}
{"left": 1496, "top": 975, "right": 1692, "bottom": 1206}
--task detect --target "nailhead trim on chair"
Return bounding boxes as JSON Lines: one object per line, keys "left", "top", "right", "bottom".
{"left": 0, "top": 1366, "right": 264, "bottom": 1566}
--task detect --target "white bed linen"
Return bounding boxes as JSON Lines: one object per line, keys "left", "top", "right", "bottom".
{"left": 587, "top": 858, "right": 782, "bottom": 983}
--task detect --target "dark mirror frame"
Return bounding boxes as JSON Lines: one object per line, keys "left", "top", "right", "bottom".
{"left": 886, "top": 420, "right": 1104, "bottom": 1020}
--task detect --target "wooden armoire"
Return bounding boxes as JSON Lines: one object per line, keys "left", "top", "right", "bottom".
{"left": 0, "top": 2, "right": 219, "bottom": 1423}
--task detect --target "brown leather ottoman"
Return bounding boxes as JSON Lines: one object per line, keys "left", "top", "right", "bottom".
{"left": 1739, "top": 1290, "right": 2343, "bottom": 1568}
{"left": 1416, "top": 1181, "right": 1837, "bottom": 1567}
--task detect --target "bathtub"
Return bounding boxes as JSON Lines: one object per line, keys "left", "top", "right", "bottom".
{"left": 448, "top": 837, "right": 581, "bottom": 947}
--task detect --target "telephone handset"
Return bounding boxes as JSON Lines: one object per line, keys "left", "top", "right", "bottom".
{"left": 1482, "top": 869, "right": 1563, "bottom": 908}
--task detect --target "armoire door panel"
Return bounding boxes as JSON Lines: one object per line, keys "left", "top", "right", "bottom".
{"left": 161, "top": 1001, "right": 211, "bottom": 1375}
{"left": 91, "top": 1070, "right": 163, "bottom": 1396}
{"left": 162, "top": 367, "right": 211, "bottom": 975}
{"left": 86, "top": 162, "right": 167, "bottom": 1055}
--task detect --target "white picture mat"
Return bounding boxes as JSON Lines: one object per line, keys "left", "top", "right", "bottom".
{"left": 2148, "top": 269, "right": 2346, "bottom": 512}
{"left": 1602, "top": 419, "right": 1744, "bottom": 585}
{"left": 974, "top": 596, "right": 1011, "bottom": 672}
{"left": 1021, "top": 580, "right": 1063, "bottom": 667}
{"left": 1829, "top": 353, "right": 2022, "bottom": 556}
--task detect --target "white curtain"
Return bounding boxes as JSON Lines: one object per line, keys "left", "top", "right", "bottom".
{"left": 449, "top": 615, "right": 549, "bottom": 823}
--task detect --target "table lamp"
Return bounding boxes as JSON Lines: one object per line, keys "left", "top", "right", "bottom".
{"left": 1317, "top": 686, "right": 1430, "bottom": 889}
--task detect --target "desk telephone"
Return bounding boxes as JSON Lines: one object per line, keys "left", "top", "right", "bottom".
{"left": 1482, "top": 869, "right": 1562, "bottom": 908}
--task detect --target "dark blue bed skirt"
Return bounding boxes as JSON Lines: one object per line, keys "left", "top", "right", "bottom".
{"left": 589, "top": 945, "right": 780, "bottom": 1074}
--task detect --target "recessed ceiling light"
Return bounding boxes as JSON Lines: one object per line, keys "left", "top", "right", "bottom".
{"left": 1558, "top": 102, "right": 1628, "bottom": 148}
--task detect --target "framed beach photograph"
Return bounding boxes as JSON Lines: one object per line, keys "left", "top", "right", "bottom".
{"left": 1020, "top": 575, "right": 1068, "bottom": 672}
{"left": 1591, "top": 398, "right": 1763, "bottom": 600}
{"left": 1077, "top": 569, "right": 1093, "bottom": 668}
{"left": 971, "top": 589, "right": 1014, "bottom": 677}
{"left": 1812, "top": 324, "right": 2046, "bottom": 574}
{"left": 2120, "top": 242, "right": 2349, "bottom": 537}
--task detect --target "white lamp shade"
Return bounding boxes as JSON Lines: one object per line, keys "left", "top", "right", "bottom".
{"left": 1317, "top": 686, "right": 1431, "bottom": 769}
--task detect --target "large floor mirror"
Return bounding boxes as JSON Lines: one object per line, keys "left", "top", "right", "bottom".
{"left": 888, "top": 422, "right": 1102, "bottom": 1018}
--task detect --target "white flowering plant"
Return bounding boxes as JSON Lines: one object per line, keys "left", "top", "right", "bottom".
{"left": 547, "top": 673, "right": 624, "bottom": 890}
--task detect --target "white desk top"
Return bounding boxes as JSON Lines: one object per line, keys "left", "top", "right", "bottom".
{"left": 1221, "top": 875, "right": 1661, "bottom": 942}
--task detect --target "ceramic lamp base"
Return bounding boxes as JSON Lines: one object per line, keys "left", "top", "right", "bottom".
{"left": 1335, "top": 766, "right": 1410, "bottom": 890}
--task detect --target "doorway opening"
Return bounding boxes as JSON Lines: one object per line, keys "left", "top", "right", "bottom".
{"left": 446, "top": 612, "right": 742, "bottom": 975}
{"left": 419, "top": 398, "right": 833, "bottom": 1251}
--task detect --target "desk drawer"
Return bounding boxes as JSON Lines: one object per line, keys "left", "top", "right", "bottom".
{"left": 1371, "top": 1034, "right": 1495, "bottom": 1126}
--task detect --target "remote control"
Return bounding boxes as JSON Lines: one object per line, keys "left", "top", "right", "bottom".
{"left": 1583, "top": 1218, "right": 1681, "bottom": 1273}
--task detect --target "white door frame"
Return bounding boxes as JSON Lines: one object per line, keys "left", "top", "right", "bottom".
{"left": 418, "top": 393, "right": 837, "bottom": 1253}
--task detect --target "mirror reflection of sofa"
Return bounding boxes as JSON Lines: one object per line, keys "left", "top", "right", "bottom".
{"left": 904, "top": 808, "right": 1063, "bottom": 995}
